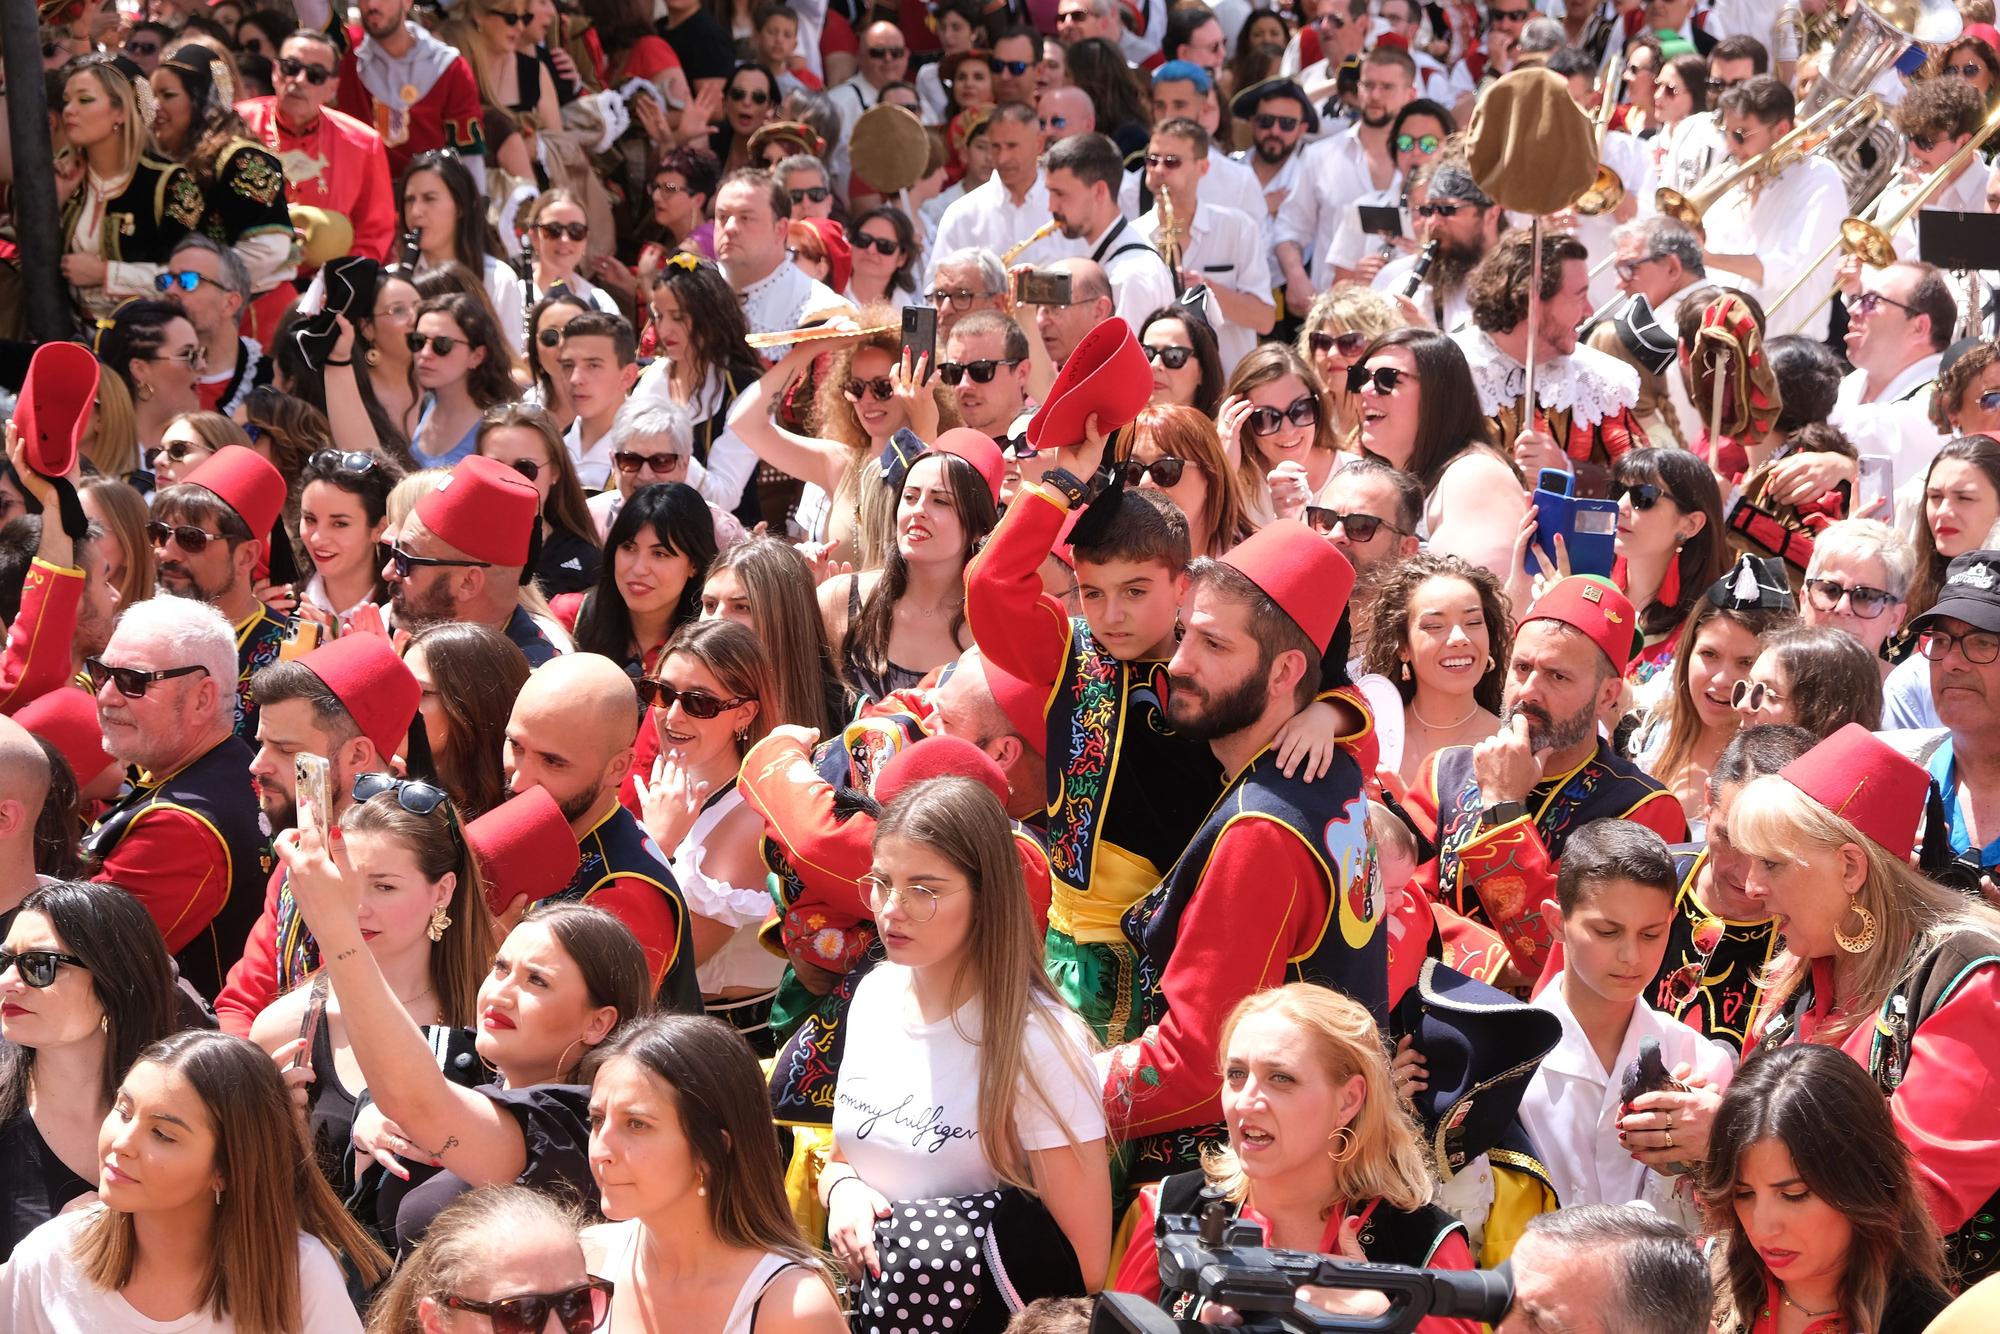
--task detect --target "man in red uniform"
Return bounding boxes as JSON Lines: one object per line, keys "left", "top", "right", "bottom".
{"left": 239, "top": 29, "right": 396, "bottom": 263}
{"left": 330, "top": 0, "right": 487, "bottom": 187}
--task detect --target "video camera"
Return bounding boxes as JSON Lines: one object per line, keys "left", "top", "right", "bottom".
{"left": 1092, "top": 1186, "right": 1514, "bottom": 1334}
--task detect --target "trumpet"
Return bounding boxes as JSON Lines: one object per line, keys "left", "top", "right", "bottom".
{"left": 1574, "top": 48, "right": 1626, "bottom": 217}
{"left": 1000, "top": 221, "right": 1060, "bottom": 266}
{"left": 1654, "top": 95, "right": 1881, "bottom": 225}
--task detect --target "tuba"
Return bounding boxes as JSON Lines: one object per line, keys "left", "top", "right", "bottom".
{"left": 1798, "top": 0, "right": 1964, "bottom": 208}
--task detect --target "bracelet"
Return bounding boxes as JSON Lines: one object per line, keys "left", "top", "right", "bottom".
{"left": 324, "top": 357, "right": 353, "bottom": 367}
{"left": 825, "top": 1172, "right": 868, "bottom": 1209}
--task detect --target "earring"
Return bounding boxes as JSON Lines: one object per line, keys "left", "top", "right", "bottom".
{"left": 1485, "top": 655, "right": 1496, "bottom": 672}
{"left": 364, "top": 347, "right": 380, "bottom": 367}
{"left": 99, "top": 1013, "right": 109, "bottom": 1033}
{"left": 697, "top": 1178, "right": 708, "bottom": 1197}
{"left": 427, "top": 904, "right": 452, "bottom": 942}
{"left": 1399, "top": 660, "right": 1411, "bottom": 682}
{"left": 1326, "top": 1126, "right": 1358, "bottom": 1164}
{"left": 1834, "top": 895, "right": 1878, "bottom": 953}
{"left": 138, "top": 382, "right": 154, "bottom": 402}
{"left": 214, "top": 1186, "right": 223, "bottom": 1205}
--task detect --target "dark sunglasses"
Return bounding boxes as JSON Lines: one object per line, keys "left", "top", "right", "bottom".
{"left": 1143, "top": 343, "right": 1194, "bottom": 369}
{"left": 1394, "top": 132, "right": 1442, "bottom": 154}
{"left": 853, "top": 233, "right": 901, "bottom": 256}
{"left": 1912, "top": 133, "right": 1940, "bottom": 152}
{"left": 1144, "top": 152, "right": 1184, "bottom": 170}
{"left": 1255, "top": 113, "right": 1301, "bottom": 131}
{"left": 1040, "top": 114, "right": 1071, "bottom": 132}
{"left": 1118, "top": 456, "right": 1192, "bottom": 487}
{"left": 125, "top": 39, "right": 160, "bottom": 55}
{"left": 1803, "top": 577, "right": 1893, "bottom": 618}
{"left": 1706, "top": 76, "right": 1746, "bottom": 94}
{"left": 613, "top": 450, "right": 687, "bottom": 474}
{"left": 727, "top": 86, "right": 771, "bottom": 104}
{"left": 1946, "top": 61, "right": 1988, "bottom": 79}
{"left": 503, "top": 458, "right": 542, "bottom": 481}
{"left": 1057, "top": 9, "right": 1091, "bottom": 21}
{"left": 1415, "top": 202, "right": 1462, "bottom": 218}
{"left": 309, "top": 449, "right": 380, "bottom": 474}
{"left": 938, "top": 358, "right": 1022, "bottom": 384}
{"left": 1310, "top": 330, "right": 1369, "bottom": 358}
{"left": 844, "top": 376, "right": 896, "bottom": 401}
{"left": 1846, "top": 290, "right": 1918, "bottom": 318}
{"left": 147, "top": 520, "right": 222, "bottom": 553}
{"left": 352, "top": 772, "right": 456, "bottom": 820}
{"left": 387, "top": 543, "right": 491, "bottom": 578}
{"left": 1346, "top": 365, "right": 1415, "bottom": 394}
{"left": 635, "top": 679, "right": 754, "bottom": 717}
{"left": 0, "top": 948, "right": 86, "bottom": 988}
{"left": 1304, "top": 507, "right": 1401, "bottom": 541}
{"left": 1980, "top": 390, "right": 2000, "bottom": 412}
{"left": 440, "top": 1281, "right": 613, "bottom": 1334}
{"left": 995, "top": 58, "right": 1031, "bottom": 74}
{"left": 1247, "top": 393, "right": 1319, "bottom": 436}
{"left": 537, "top": 221, "right": 588, "bottom": 242}
{"left": 143, "top": 441, "right": 202, "bottom": 469}
{"left": 865, "top": 44, "right": 907, "bottom": 57}
{"left": 1611, "top": 481, "right": 1663, "bottom": 510}
{"left": 278, "top": 56, "right": 336, "bottom": 84}
{"left": 538, "top": 326, "right": 566, "bottom": 348}
{"left": 407, "top": 332, "right": 461, "bottom": 355}
{"left": 789, "top": 186, "right": 831, "bottom": 204}
{"left": 1488, "top": 7, "right": 1528, "bottom": 20}
{"left": 84, "top": 657, "right": 209, "bottom": 698}
{"left": 490, "top": 9, "right": 527, "bottom": 23}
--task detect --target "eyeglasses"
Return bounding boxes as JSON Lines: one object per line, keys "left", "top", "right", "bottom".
{"left": 1119, "top": 456, "right": 1193, "bottom": 487}
{"left": 0, "top": 949, "right": 86, "bottom": 989}
{"left": 1981, "top": 390, "right": 2000, "bottom": 412}
{"left": 651, "top": 180, "right": 690, "bottom": 197}
{"left": 1705, "top": 77, "right": 1746, "bottom": 94}
{"left": 1394, "top": 132, "right": 1442, "bottom": 154}
{"left": 788, "top": 186, "right": 831, "bottom": 204}
{"left": 1247, "top": 393, "right": 1319, "bottom": 436}
{"left": 861, "top": 874, "right": 967, "bottom": 921}
{"left": 1727, "top": 127, "right": 1762, "bottom": 146}
{"left": 84, "top": 657, "right": 209, "bottom": 698}
{"left": 937, "top": 358, "right": 1022, "bottom": 384}
{"left": 152, "top": 345, "right": 208, "bottom": 370}
{"left": 1144, "top": 152, "right": 1184, "bottom": 170}
{"left": 407, "top": 333, "right": 461, "bottom": 355}
{"left": 613, "top": 450, "right": 687, "bottom": 474}
{"left": 155, "top": 270, "right": 214, "bottom": 294}
{"left": 995, "top": 58, "right": 1031, "bottom": 75}
{"left": 923, "top": 287, "right": 986, "bottom": 309}
{"left": 1911, "top": 133, "right": 1941, "bottom": 153}
{"left": 440, "top": 1280, "right": 614, "bottom": 1334}
{"left": 727, "top": 86, "right": 771, "bottom": 104}
{"left": 309, "top": 449, "right": 380, "bottom": 474}
{"left": 1415, "top": 202, "right": 1462, "bottom": 218}
{"left": 277, "top": 56, "right": 336, "bottom": 85}
{"left": 844, "top": 376, "right": 896, "bottom": 401}
{"left": 1656, "top": 80, "right": 1685, "bottom": 97}
{"left": 1143, "top": 344, "right": 1194, "bottom": 369}
{"left": 865, "top": 44, "right": 907, "bottom": 57}
{"left": 143, "top": 441, "right": 203, "bottom": 470}
{"left": 536, "top": 221, "right": 588, "bottom": 242}
{"left": 1730, "top": 678, "right": 1782, "bottom": 712}
{"left": 1346, "top": 365, "right": 1415, "bottom": 395}
{"left": 1946, "top": 62, "right": 1988, "bottom": 79}
{"left": 147, "top": 520, "right": 224, "bottom": 553}
{"left": 853, "top": 233, "right": 901, "bottom": 256}
{"left": 490, "top": 9, "right": 528, "bottom": 23}
{"left": 1305, "top": 507, "right": 1403, "bottom": 540}
{"left": 1657, "top": 914, "right": 1725, "bottom": 1014}
{"left": 635, "top": 679, "right": 754, "bottom": 717}
{"left": 537, "top": 326, "right": 568, "bottom": 348}
{"left": 1846, "top": 290, "right": 1917, "bottom": 318}
{"left": 1611, "top": 481, "right": 1663, "bottom": 510}
{"left": 1309, "top": 329, "right": 1369, "bottom": 358}
{"left": 1255, "top": 113, "right": 1301, "bottom": 132}
{"left": 1487, "top": 7, "right": 1529, "bottom": 21}
{"left": 1057, "top": 9, "right": 1091, "bottom": 22}
{"left": 1803, "top": 576, "right": 1893, "bottom": 618}
{"left": 387, "top": 543, "right": 491, "bottom": 578}
{"left": 1918, "top": 627, "right": 2000, "bottom": 664}
{"left": 1613, "top": 256, "right": 1661, "bottom": 282}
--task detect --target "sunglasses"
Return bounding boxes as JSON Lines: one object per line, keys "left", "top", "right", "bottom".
{"left": 1144, "top": 152, "right": 1184, "bottom": 170}
{"left": 1729, "top": 678, "right": 1781, "bottom": 712}
{"left": 1304, "top": 507, "right": 1400, "bottom": 541}
{"left": 865, "top": 44, "right": 907, "bottom": 57}
{"left": 153, "top": 344, "right": 208, "bottom": 371}
{"left": 387, "top": 543, "right": 491, "bottom": 578}
{"left": 1057, "top": 9, "right": 1090, "bottom": 21}
{"left": 502, "top": 458, "right": 542, "bottom": 481}
{"left": 278, "top": 56, "right": 336, "bottom": 84}
{"left": 1919, "top": 627, "right": 2000, "bottom": 664}
{"left": 440, "top": 1281, "right": 613, "bottom": 1334}
{"left": 1247, "top": 393, "right": 1319, "bottom": 436}
{"left": 635, "top": 680, "right": 754, "bottom": 717}
{"left": 613, "top": 450, "right": 687, "bottom": 474}
{"left": 1255, "top": 113, "right": 1301, "bottom": 131}
{"left": 937, "top": 358, "right": 1021, "bottom": 385}
{"left": 995, "top": 58, "right": 1031, "bottom": 75}
{"left": 1727, "top": 127, "right": 1757, "bottom": 146}
{"left": 844, "top": 376, "right": 896, "bottom": 401}
{"left": 1611, "top": 481, "right": 1663, "bottom": 510}
{"left": 0, "top": 948, "right": 86, "bottom": 989}
{"left": 1980, "top": 390, "right": 2000, "bottom": 412}
{"left": 1912, "top": 133, "right": 1941, "bottom": 153}
{"left": 1346, "top": 365, "right": 1415, "bottom": 394}
{"left": 788, "top": 186, "right": 831, "bottom": 204}
{"left": 1143, "top": 343, "right": 1194, "bottom": 370}
{"left": 155, "top": 270, "right": 212, "bottom": 294}
{"left": 1310, "top": 330, "right": 1369, "bottom": 358}
{"left": 407, "top": 333, "right": 461, "bottom": 355}
{"left": 1803, "top": 576, "right": 1893, "bottom": 618}
{"left": 1706, "top": 77, "right": 1745, "bottom": 93}
{"left": 727, "top": 86, "right": 771, "bottom": 104}
{"left": 1118, "top": 456, "right": 1192, "bottom": 486}
{"left": 1394, "top": 132, "right": 1442, "bottom": 154}
{"left": 147, "top": 520, "right": 223, "bottom": 553}
{"left": 537, "top": 221, "right": 588, "bottom": 242}
{"left": 1946, "top": 62, "right": 1988, "bottom": 79}
{"left": 1316, "top": 12, "right": 1347, "bottom": 29}
{"left": 651, "top": 180, "right": 691, "bottom": 197}
{"left": 537, "top": 326, "right": 567, "bottom": 348}
{"left": 853, "top": 233, "right": 901, "bottom": 255}
{"left": 309, "top": 449, "right": 380, "bottom": 474}
{"left": 84, "top": 656, "right": 209, "bottom": 698}
{"left": 1657, "top": 914, "right": 1726, "bottom": 1014}
{"left": 352, "top": 773, "right": 458, "bottom": 828}
{"left": 1415, "top": 202, "right": 1463, "bottom": 219}
{"left": 1846, "top": 290, "right": 1918, "bottom": 318}
{"left": 143, "top": 441, "right": 203, "bottom": 470}
{"left": 1657, "top": 80, "right": 1685, "bottom": 96}
{"left": 125, "top": 39, "right": 160, "bottom": 55}
{"left": 1040, "top": 115, "right": 1070, "bottom": 132}
{"left": 1488, "top": 7, "right": 1529, "bottom": 20}
{"left": 490, "top": 9, "right": 528, "bottom": 23}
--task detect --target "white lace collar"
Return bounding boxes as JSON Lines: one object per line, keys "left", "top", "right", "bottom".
{"left": 1457, "top": 327, "right": 1642, "bottom": 425}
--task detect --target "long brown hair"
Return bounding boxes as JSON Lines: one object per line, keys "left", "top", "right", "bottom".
{"left": 705, "top": 537, "right": 842, "bottom": 729}
{"left": 80, "top": 476, "right": 157, "bottom": 607}
{"left": 523, "top": 902, "right": 656, "bottom": 1080}
{"left": 656, "top": 618, "right": 774, "bottom": 753}
{"left": 74, "top": 1032, "right": 390, "bottom": 1334}
{"left": 874, "top": 778, "right": 1096, "bottom": 1188}
{"left": 367, "top": 1187, "right": 585, "bottom": 1334}
{"left": 338, "top": 787, "right": 496, "bottom": 1027}
{"left": 1649, "top": 601, "right": 1795, "bottom": 794}
{"left": 404, "top": 622, "right": 533, "bottom": 818}
{"left": 1910, "top": 435, "right": 2000, "bottom": 618}
{"left": 1700, "top": 1044, "right": 1946, "bottom": 1331}
{"left": 1221, "top": 344, "right": 1336, "bottom": 504}
{"left": 1130, "top": 403, "right": 1256, "bottom": 556}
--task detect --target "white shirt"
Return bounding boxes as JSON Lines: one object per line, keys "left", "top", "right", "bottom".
{"left": 1705, "top": 0, "right": 1803, "bottom": 69}
{"left": 1649, "top": 113, "right": 1725, "bottom": 209}
{"left": 564, "top": 416, "right": 617, "bottom": 490}
{"left": 664, "top": 778, "right": 784, "bottom": 995}
{"left": 1830, "top": 353, "right": 1948, "bottom": 494}
{"left": 1087, "top": 216, "right": 1180, "bottom": 329}
{"left": 1520, "top": 977, "right": 1735, "bottom": 1215}
{"left": 1701, "top": 155, "right": 1847, "bottom": 341}
{"left": 832, "top": 962, "right": 1104, "bottom": 1201}
{"left": 1136, "top": 199, "right": 1271, "bottom": 375}
{"left": 628, "top": 360, "right": 760, "bottom": 513}
{"left": 927, "top": 173, "right": 1082, "bottom": 287}
{"left": 737, "top": 258, "right": 846, "bottom": 353}
{"left": 1118, "top": 147, "right": 1264, "bottom": 226}
{"left": 1, "top": 1209, "right": 363, "bottom": 1333}
{"left": 1232, "top": 146, "right": 1306, "bottom": 269}
{"left": 1274, "top": 123, "right": 1392, "bottom": 286}
{"left": 1375, "top": 248, "right": 1471, "bottom": 333}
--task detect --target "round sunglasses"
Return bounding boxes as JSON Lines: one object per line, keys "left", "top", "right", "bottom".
{"left": 1803, "top": 577, "right": 1893, "bottom": 618}
{"left": 1345, "top": 365, "right": 1416, "bottom": 395}
{"left": 407, "top": 332, "right": 462, "bottom": 356}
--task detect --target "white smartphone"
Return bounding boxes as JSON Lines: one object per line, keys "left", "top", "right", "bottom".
{"left": 1857, "top": 453, "right": 1893, "bottom": 519}
{"left": 295, "top": 753, "right": 332, "bottom": 835}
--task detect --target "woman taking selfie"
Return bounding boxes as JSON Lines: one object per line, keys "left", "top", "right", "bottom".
{"left": 297, "top": 448, "right": 400, "bottom": 632}
{"left": 1360, "top": 554, "right": 1511, "bottom": 788}
{"left": 403, "top": 623, "right": 534, "bottom": 819}
{"left": 0, "top": 1030, "right": 386, "bottom": 1332}
{"left": 0, "top": 882, "right": 179, "bottom": 1261}
{"left": 585, "top": 1015, "right": 845, "bottom": 1333}
{"left": 476, "top": 405, "right": 603, "bottom": 597}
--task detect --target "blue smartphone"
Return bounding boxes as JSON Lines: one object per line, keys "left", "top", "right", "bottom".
{"left": 1528, "top": 469, "right": 1619, "bottom": 579}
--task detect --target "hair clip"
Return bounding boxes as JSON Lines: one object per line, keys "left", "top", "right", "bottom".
{"left": 667, "top": 251, "right": 702, "bottom": 272}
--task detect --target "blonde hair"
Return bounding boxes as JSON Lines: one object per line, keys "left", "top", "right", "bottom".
{"left": 367, "top": 1187, "right": 582, "bottom": 1333}
{"left": 1728, "top": 773, "right": 2000, "bottom": 1040}
{"left": 1299, "top": 284, "right": 1408, "bottom": 351}
{"left": 384, "top": 468, "right": 450, "bottom": 543}
{"left": 62, "top": 57, "right": 154, "bottom": 176}
{"left": 84, "top": 364, "right": 140, "bottom": 480}
{"left": 1199, "top": 985, "right": 1435, "bottom": 1215}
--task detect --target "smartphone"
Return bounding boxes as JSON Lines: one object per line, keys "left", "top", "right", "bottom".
{"left": 1014, "top": 268, "right": 1073, "bottom": 307}
{"left": 1529, "top": 468, "right": 1620, "bottom": 579}
{"left": 1357, "top": 204, "right": 1402, "bottom": 238}
{"left": 900, "top": 305, "right": 938, "bottom": 372}
{"left": 293, "top": 976, "right": 328, "bottom": 1071}
{"left": 1857, "top": 453, "right": 1893, "bottom": 518}
{"left": 295, "top": 753, "right": 332, "bottom": 836}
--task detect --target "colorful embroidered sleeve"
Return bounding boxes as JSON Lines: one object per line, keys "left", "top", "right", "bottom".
{"left": 439, "top": 59, "right": 488, "bottom": 162}
{"left": 0, "top": 561, "right": 83, "bottom": 715}
{"left": 964, "top": 482, "right": 1076, "bottom": 700}
{"left": 93, "top": 807, "right": 232, "bottom": 954}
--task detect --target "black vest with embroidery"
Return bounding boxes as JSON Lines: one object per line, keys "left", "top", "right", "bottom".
{"left": 61, "top": 154, "right": 203, "bottom": 271}
{"left": 546, "top": 806, "right": 702, "bottom": 1015}
{"left": 1644, "top": 847, "right": 1781, "bottom": 1055}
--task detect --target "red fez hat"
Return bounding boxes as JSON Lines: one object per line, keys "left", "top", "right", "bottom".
{"left": 465, "top": 786, "right": 581, "bottom": 914}
{"left": 15, "top": 687, "right": 118, "bottom": 788}
{"left": 1218, "top": 519, "right": 1354, "bottom": 654}
{"left": 1025, "top": 317, "right": 1152, "bottom": 453}
{"left": 979, "top": 653, "right": 1047, "bottom": 746}
{"left": 1780, "top": 722, "right": 1930, "bottom": 858}
{"left": 1522, "top": 575, "right": 1641, "bottom": 674}
{"left": 876, "top": 735, "right": 1011, "bottom": 810}
{"left": 15, "top": 343, "right": 96, "bottom": 480}
{"left": 182, "top": 445, "right": 294, "bottom": 581}
{"left": 418, "top": 455, "right": 541, "bottom": 567}
{"left": 298, "top": 635, "right": 420, "bottom": 760}
{"left": 933, "top": 427, "right": 1005, "bottom": 503}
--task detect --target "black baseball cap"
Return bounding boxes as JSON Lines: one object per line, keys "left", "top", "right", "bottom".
{"left": 1914, "top": 549, "right": 2000, "bottom": 635}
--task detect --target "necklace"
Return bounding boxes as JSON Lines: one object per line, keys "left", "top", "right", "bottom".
{"left": 397, "top": 985, "right": 436, "bottom": 1009}
{"left": 1409, "top": 694, "right": 1479, "bottom": 730}
{"left": 1777, "top": 1285, "right": 1837, "bottom": 1319}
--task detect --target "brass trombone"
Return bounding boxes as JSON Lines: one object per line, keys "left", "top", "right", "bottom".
{"left": 1654, "top": 95, "right": 1882, "bottom": 226}
{"left": 1574, "top": 49, "right": 1626, "bottom": 217}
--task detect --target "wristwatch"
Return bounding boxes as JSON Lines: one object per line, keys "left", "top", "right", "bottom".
{"left": 1479, "top": 800, "right": 1527, "bottom": 828}
{"left": 1041, "top": 467, "right": 1094, "bottom": 508}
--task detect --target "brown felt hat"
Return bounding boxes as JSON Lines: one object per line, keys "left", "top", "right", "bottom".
{"left": 851, "top": 104, "right": 930, "bottom": 194}
{"left": 1465, "top": 67, "right": 1597, "bottom": 215}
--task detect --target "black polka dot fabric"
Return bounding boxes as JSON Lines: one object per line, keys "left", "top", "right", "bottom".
{"left": 854, "top": 1193, "right": 1000, "bottom": 1334}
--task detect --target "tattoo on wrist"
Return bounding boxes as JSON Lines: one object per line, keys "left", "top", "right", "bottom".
{"left": 333, "top": 947, "right": 359, "bottom": 962}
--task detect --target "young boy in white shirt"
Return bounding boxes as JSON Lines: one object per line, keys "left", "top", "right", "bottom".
{"left": 1519, "top": 819, "right": 1735, "bottom": 1220}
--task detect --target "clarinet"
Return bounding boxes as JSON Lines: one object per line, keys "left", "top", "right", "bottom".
{"left": 396, "top": 229, "right": 420, "bottom": 276}
{"left": 1402, "top": 239, "right": 1440, "bottom": 298}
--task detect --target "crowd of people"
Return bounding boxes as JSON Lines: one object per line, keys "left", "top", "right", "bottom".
{"left": 10, "top": 0, "right": 2000, "bottom": 1328}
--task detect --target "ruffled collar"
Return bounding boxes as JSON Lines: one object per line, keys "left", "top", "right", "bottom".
{"left": 1458, "top": 327, "right": 1642, "bottom": 425}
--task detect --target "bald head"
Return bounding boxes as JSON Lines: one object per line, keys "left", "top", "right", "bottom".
{"left": 1038, "top": 86, "right": 1096, "bottom": 137}
{"left": 931, "top": 647, "right": 1046, "bottom": 819}
{"left": 504, "top": 654, "right": 642, "bottom": 828}
{"left": 0, "top": 714, "right": 51, "bottom": 830}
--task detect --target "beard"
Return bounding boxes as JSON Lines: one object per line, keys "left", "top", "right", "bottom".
{"left": 1053, "top": 211, "right": 1087, "bottom": 240}
{"left": 1253, "top": 134, "right": 1294, "bottom": 164}
{"left": 258, "top": 781, "right": 298, "bottom": 833}
{"left": 1429, "top": 232, "right": 1486, "bottom": 296}
{"left": 391, "top": 578, "right": 457, "bottom": 631}
{"left": 1361, "top": 106, "right": 1392, "bottom": 128}
{"left": 157, "top": 565, "right": 227, "bottom": 605}
{"left": 554, "top": 782, "right": 602, "bottom": 825}
{"left": 1502, "top": 696, "right": 1597, "bottom": 754}
{"left": 1167, "top": 665, "right": 1271, "bottom": 743}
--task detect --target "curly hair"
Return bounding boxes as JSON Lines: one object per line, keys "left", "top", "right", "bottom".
{"left": 1467, "top": 228, "right": 1589, "bottom": 335}
{"left": 1360, "top": 553, "right": 1513, "bottom": 714}
{"left": 1931, "top": 340, "right": 2000, "bottom": 434}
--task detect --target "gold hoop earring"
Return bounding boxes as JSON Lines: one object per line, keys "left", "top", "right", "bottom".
{"left": 427, "top": 904, "right": 452, "bottom": 941}
{"left": 554, "top": 1037, "right": 582, "bottom": 1076}
{"left": 1834, "top": 896, "right": 1878, "bottom": 954}
{"left": 1326, "top": 1125, "right": 1358, "bottom": 1163}
{"left": 138, "top": 382, "right": 154, "bottom": 402}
